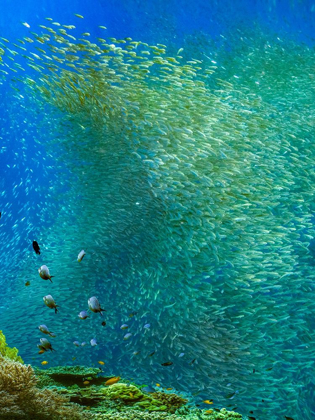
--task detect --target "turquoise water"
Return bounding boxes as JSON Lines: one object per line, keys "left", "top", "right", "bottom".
{"left": 1, "top": 1, "right": 315, "bottom": 419}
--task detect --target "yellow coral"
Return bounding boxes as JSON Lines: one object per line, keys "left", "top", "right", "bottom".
{"left": 0, "top": 330, "right": 23, "bottom": 363}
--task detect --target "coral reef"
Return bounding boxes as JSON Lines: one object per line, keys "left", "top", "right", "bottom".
{"left": 0, "top": 356, "right": 87, "bottom": 419}
{"left": 150, "top": 391, "right": 188, "bottom": 413}
{"left": 34, "top": 365, "right": 103, "bottom": 388}
{"left": 32, "top": 366, "right": 243, "bottom": 419}
{"left": 0, "top": 330, "right": 23, "bottom": 363}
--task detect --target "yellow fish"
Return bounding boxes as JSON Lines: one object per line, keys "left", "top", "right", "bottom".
{"left": 98, "top": 361, "right": 105, "bottom": 365}
{"left": 83, "top": 381, "right": 90, "bottom": 385}
{"left": 74, "top": 14, "right": 84, "bottom": 19}
{"left": 203, "top": 400, "right": 213, "bottom": 404}
{"left": 25, "top": 281, "right": 30, "bottom": 286}
{"left": 156, "top": 383, "right": 161, "bottom": 387}
{"left": 105, "top": 376, "right": 120, "bottom": 386}
{"left": 41, "top": 361, "right": 48, "bottom": 365}
{"left": 166, "top": 388, "right": 173, "bottom": 391}
{"left": 205, "top": 410, "right": 213, "bottom": 414}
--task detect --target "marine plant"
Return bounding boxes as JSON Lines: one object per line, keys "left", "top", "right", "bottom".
{"left": 0, "top": 330, "right": 23, "bottom": 363}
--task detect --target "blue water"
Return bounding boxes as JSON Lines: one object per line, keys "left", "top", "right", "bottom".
{"left": 1, "top": 1, "right": 315, "bottom": 419}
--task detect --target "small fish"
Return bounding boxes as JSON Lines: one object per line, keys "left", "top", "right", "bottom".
{"left": 38, "top": 350, "right": 45, "bottom": 355}
{"left": 32, "top": 240, "right": 40, "bottom": 255}
{"left": 83, "top": 381, "right": 90, "bottom": 385}
{"left": 98, "top": 361, "right": 105, "bottom": 365}
{"left": 225, "top": 392, "right": 236, "bottom": 399}
{"left": 190, "top": 358, "right": 196, "bottom": 365}
{"left": 38, "top": 325, "right": 55, "bottom": 337}
{"left": 74, "top": 13, "right": 84, "bottom": 18}
{"left": 101, "top": 321, "right": 106, "bottom": 326}
{"left": 123, "top": 333, "right": 132, "bottom": 340}
{"left": 88, "top": 296, "right": 105, "bottom": 316}
{"left": 81, "top": 342, "right": 87, "bottom": 347}
{"left": 142, "top": 385, "right": 155, "bottom": 393}
{"left": 41, "top": 361, "right": 48, "bottom": 365}
{"left": 205, "top": 410, "right": 213, "bottom": 414}
{"left": 39, "top": 338, "right": 54, "bottom": 351}
{"left": 73, "top": 341, "right": 81, "bottom": 347}
{"left": 72, "top": 357, "right": 76, "bottom": 361}
{"left": 144, "top": 323, "right": 150, "bottom": 329}
{"left": 156, "top": 383, "right": 161, "bottom": 387}
{"left": 129, "top": 311, "right": 137, "bottom": 318}
{"left": 178, "top": 352, "right": 185, "bottom": 358}
{"left": 77, "top": 250, "right": 86, "bottom": 262}
{"left": 161, "top": 361, "right": 173, "bottom": 366}
{"left": 284, "top": 417, "right": 294, "bottom": 420}
{"left": 43, "top": 295, "right": 59, "bottom": 313}
{"left": 90, "top": 338, "right": 98, "bottom": 346}
{"left": 78, "top": 310, "right": 89, "bottom": 320}
{"left": 133, "top": 351, "right": 140, "bottom": 355}
{"left": 148, "top": 351, "right": 155, "bottom": 357}
{"left": 166, "top": 388, "right": 173, "bottom": 391}
{"left": 203, "top": 400, "right": 213, "bottom": 404}
{"left": 105, "top": 376, "right": 120, "bottom": 386}
{"left": 0, "top": 212, "right": 1, "bottom": 219}
{"left": 22, "top": 22, "right": 30, "bottom": 28}
{"left": 120, "top": 324, "right": 129, "bottom": 330}
{"left": 25, "top": 281, "right": 30, "bottom": 286}
{"left": 266, "top": 367, "right": 273, "bottom": 371}
{"left": 39, "top": 265, "right": 54, "bottom": 282}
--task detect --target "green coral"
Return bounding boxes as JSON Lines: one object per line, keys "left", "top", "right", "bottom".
{"left": 100, "top": 383, "right": 144, "bottom": 403}
{"left": 0, "top": 330, "right": 23, "bottom": 363}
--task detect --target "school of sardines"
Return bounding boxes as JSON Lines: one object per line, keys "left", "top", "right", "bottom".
{"left": 0, "top": 13, "right": 315, "bottom": 420}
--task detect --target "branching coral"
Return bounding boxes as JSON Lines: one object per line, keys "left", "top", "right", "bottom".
{"left": 0, "top": 330, "right": 23, "bottom": 363}
{"left": 0, "top": 356, "right": 88, "bottom": 419}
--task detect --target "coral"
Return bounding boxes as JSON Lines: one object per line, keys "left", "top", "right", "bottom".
{"left": 0, "top": 330, "right": 23, "bottom": 363}
{"left": 35, "top": 365, "right": 103, "bottom": 388}
{"left": 100, "top": 383, "right": 144, "bottom": 402}
{"left": 30, "top": 365, "right": 243, "bottom": 419}
{"left": 0, "top": 356, "right": 88, "bottom": 419}
{"left": 150, "top": 391, "right": 188, "bottom": 413}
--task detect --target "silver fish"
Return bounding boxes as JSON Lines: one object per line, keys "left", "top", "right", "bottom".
{"left": 38, "top": 324, "right": 55, "bottom": 337}
{"left": 77, "top": 249, "right": 86, "bottom": 262}
{"left": 38, "top": 265, "right": 54, "bottom": 282}
{"left": 78, "top": 310, "right": 89, "bottom": 319}
{"left": 39, "top": 337, "right": 54, "bottom": 351}
{"left": 43, "top": 295, "right": 59, "bottom": 313}
{"left": 90, "top": 338, "right": 98, "bottom": 346}
{"left": 88, "top": 296, "right": 105, "bottom": 316}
